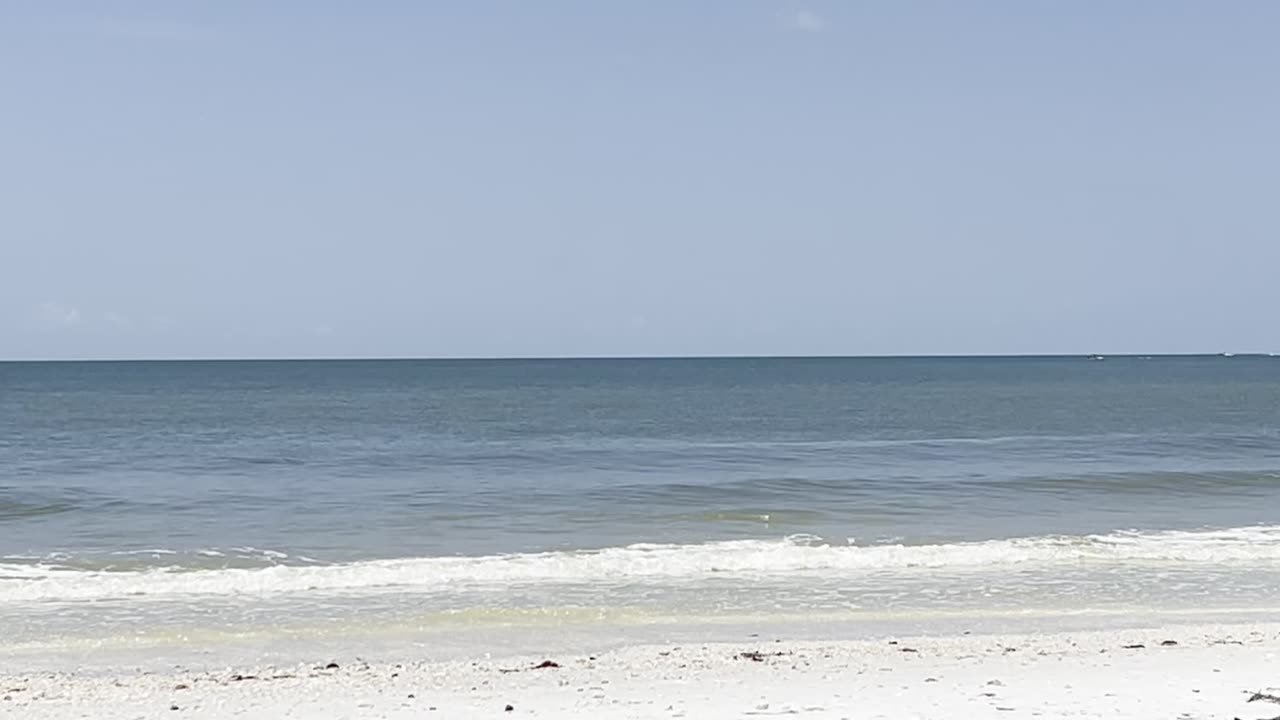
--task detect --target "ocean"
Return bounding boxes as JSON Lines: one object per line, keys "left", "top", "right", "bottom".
{"left": 3, "top": 356, "right": 1280, "bottom": 663}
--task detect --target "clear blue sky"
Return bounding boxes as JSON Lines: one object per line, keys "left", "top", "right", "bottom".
{"left": 3, "top": 2, "right": 1278, "bottom": 359}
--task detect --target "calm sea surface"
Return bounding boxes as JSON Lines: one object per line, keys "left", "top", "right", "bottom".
{"left": 3, "top": 357, "right": 1280, "bottom": 657}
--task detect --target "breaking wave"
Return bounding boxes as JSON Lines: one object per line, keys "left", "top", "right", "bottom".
{"left": 4, "top": 525, "right": 1280, "bottom": 604}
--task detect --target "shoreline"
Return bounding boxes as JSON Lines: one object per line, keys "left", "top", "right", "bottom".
{"left": 5, "top": 621, "right": 1279, "bottom": 719}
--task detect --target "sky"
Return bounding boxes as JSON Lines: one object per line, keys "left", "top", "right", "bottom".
{"left": 2, "top": 2, "right": 1279, "bottom": 359}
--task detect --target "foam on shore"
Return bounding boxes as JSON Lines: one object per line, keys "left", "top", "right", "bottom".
{"left": 4, "top": 524, "right": 1279, "bottom": 603}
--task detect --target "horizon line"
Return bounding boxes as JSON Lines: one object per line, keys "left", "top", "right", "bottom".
{"left": 1, "top": 352, "right": 1273, "bottom": 364}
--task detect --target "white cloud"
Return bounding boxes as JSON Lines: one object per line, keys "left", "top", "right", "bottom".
{"left": 783, "top": 9, "right": 825, "bottom": 32}
{"left": 23, "top": 303, "right": 153, "bottom": 334}
{"left": 32, "top": 301, "right": 82, "bottom": 331}
{"left": 104, "top": 311, "right": 134, "bottom": 330}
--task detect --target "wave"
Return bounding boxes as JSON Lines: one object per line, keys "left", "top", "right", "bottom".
{"left": 0, "top": 546, "right": 322, "bottom": 573}
{"left": 3, "top": 525, "right": 1280, "bottom": 604}
{"left": 0, "top": 486, "right": 125, "bottom": 522}
{"left": 80, "top": 430, "right": 1276, "bottom": 477}
{"left": 584, "top": 469, "right": 1280, "bottom": 508}
{"left": 0, "top": 498, "right": 76, "bottom": 521}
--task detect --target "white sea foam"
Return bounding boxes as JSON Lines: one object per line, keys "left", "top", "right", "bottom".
{"left": 108, "top": 549, "right": 178, "bottom": 556}
{"left": 3, "top": 526, "right": 1279, "bottom": 604}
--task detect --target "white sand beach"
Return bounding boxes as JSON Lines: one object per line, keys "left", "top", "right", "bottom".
{"left": 5, "top": 623, "right": 1279, "bottom": 719}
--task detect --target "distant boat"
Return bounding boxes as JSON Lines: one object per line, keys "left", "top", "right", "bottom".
{"left": 1220, "top": 352, "right": 1236, "bottom": 358}
{"left": 1087, "top": 354, "right": 1105, "bottom": 361}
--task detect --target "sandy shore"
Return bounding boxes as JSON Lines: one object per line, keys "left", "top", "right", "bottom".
{"left": 3, "top": 623, "right": 1279, "bottom": 719}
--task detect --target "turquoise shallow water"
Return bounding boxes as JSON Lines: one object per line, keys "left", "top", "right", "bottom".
{"left": 2, "top": 356, "right": 1280, "bottom": 651}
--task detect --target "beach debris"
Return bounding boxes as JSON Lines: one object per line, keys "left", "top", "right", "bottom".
{"left": 228, "top": 674, "right": 257, "bottom": 682}
{"left": 169, "top": 704, "right": 179, "bottom": 711}
{"left": 504, "top": 704, "right": 515, "bottom": 712}
{"left": 987, "top": 680, "right": 1004, "bottom": 687}
{"left": 739, "top": 651, "right": 788, "bottom": 662}
{"left": 899, "top": 647, "right": 918, "bottom": 653}
{"left": 499, "top": 660, "right": 562, "bottom": 673}
{"left": 1247, "top": 690, "right": 1280, "bottom": 704}
{"left": 174, "top": 683, "right": 189, "bottom": 690}
{"left": 1161, "top": 640, "right": 1179, "bottom": 646}
{"left": 323, "top": 662, "right": 340, "bottom": 670}
{"left": 1121, "top": 644, "right": 1146, "bottom": 650}
{"left": 407, "top": 694, "right": 415, "bottom": 699}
